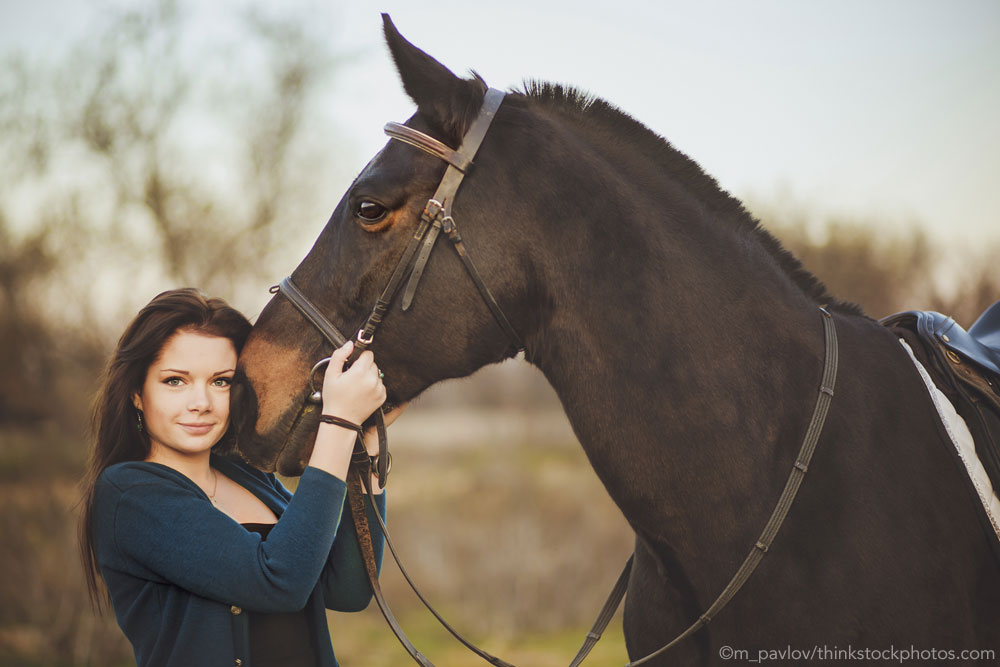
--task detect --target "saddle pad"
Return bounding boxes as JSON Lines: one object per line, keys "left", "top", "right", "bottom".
{"left": 900, "top": 339, "right": 1000, "bottom": 541}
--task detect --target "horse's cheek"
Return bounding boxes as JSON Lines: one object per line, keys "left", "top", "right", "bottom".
{"left": 240, "top": 336, "right": 311, "bottom": 436}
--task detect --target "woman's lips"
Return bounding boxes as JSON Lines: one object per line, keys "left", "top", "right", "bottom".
{"left": 180, "top": 423, "right": 215, "bottom": 435}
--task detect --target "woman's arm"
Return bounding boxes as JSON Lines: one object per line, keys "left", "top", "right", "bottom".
{"left": 306, "top": 341, "right": 386, "bottom": 482}
{"left": 319, "top": 491, "right": 387, "bottom": 611}
{"left": 99, "top": 464, "right": 347, "bottom": 613}
{"left": 319, "top": 403, "right": 405, "bottom": 609}
{"left": 100, "top": 341, "right": 388, "bottom": 613}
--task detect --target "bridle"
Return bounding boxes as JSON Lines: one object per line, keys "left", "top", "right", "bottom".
{"left": 272, "top": 87, "right": 524, "bottom": 667}
{"left": 269, "top": 88, "right": 841, "bottom": 666}
{"left": 271, "top": 86, "right": 522, "bottom": 486}
{"left": 275, "top": 86, "right": 522, "bottom": 358}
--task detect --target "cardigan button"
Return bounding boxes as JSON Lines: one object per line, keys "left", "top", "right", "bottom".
{"left": 230, "top": 605, "right": 242, "bottom": 615}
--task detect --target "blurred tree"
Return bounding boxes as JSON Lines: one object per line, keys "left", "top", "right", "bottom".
{"left": 0, "top": 0, "right": 349, "bottom": 427}
{"left": 0, "top": 1, "right": 349, "bottom": 664}
{"left": 0, "top": 214, "right": 56, "bottom": 424}
{"left": 754, "top": 207, "right": 999, "bottom": 324}
{"left": 0, "top": 0, "right": 346, "bottom": 335}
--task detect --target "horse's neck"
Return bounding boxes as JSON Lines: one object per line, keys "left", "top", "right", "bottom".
{"left": 528, "top": 239, "right": 834, "bottom": 565}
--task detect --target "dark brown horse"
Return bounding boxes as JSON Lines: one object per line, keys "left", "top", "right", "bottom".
{"left": 235, "top": 16, "right": 1000, "bottom": 665}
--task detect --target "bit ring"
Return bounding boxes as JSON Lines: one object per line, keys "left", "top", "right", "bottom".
{"left": 307, "top": 357, "right": 332, "bottom": 404}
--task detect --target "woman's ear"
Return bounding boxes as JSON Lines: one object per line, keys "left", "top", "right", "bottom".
{"left": 132, "top": 393, "right": 143, "bottom": 412}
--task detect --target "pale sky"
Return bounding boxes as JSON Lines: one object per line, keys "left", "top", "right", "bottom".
{"left": 3, "top": 0, "right": 999, "bottom": 245}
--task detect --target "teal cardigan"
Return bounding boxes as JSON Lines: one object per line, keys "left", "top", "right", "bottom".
{"left": 93, "top": 453, "right": 385, "bottom": 667}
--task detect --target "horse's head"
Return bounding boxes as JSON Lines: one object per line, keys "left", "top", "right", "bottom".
{"left": 235, "top": 16, "right": 539, "bottom": 474}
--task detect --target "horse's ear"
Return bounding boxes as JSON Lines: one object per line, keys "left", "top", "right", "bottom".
{"left": 382, "top": 13, "right": 487, "bottom": 144}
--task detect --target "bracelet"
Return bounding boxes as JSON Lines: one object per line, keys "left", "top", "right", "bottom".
{"left": 320, "top": 414, "right": 389, "bottom": 480}
{"left": 318, "top": 414, "right": 365, "bottom": 440}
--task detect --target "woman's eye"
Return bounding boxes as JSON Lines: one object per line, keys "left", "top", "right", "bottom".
{"left": 356, "top": 200, "right": 387, "bottom": 222}
{"left": 164, "top": 377, "right": 184, "bottom": 386}
{"left": 213, "top": 377, "right": 232, "bottom": 388}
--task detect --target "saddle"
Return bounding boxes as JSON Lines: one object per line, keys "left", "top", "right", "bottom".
{"left": 882, "top": 300, "right": 1000, "bottom": 492}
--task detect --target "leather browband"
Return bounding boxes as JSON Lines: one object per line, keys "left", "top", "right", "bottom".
{"left": 384, "top": 122, "right": 470, "bottom": 172}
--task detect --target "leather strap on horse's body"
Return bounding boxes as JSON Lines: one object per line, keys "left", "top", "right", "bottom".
{"left": 582, "top": 307, "right": 838, "bottom": 667}
{"left": 343, "top": 307, "right": 837, "bottom": 667}
{"left": 346, "top": 457, "right": 515, "bottom": 667}
{"left": 346, "top": 464, "right": 433, "bottom": 666}
{"left": 567, "top": 554, "right": 634, "bottom": 667}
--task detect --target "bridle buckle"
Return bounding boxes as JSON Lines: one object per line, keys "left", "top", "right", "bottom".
{"left": 422, "top": 198, "right": 443, "bottom": 221}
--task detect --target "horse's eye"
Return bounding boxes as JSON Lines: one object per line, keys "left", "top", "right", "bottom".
{"left": 356, "top": 200, "right": 387, "bottom": 222}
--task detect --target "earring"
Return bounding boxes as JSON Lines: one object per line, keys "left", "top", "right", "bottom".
{"left": 137, "top": 410, "right": 144, "bottom": 432}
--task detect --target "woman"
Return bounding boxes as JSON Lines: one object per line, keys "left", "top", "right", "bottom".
{"left": 79, "top": 288, "right": 394, "bottom": 667}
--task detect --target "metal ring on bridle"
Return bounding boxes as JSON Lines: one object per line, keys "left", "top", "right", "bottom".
{"left": 307, "top": 357, "right": 331, "bottom": 404}
{"left": 372, "top": 451, "right": 392, "bottom": 477}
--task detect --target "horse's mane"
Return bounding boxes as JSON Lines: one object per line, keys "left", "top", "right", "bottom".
{"left": 515, "top": 81, "right": 863, "bottom": 316}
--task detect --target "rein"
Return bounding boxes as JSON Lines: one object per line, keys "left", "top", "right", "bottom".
{"left": 270, "top": 87, "right": 842, "bottom": 665}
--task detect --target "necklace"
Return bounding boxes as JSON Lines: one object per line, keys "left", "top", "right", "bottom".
{"left": 207, "top": 468, "right": 219, "bottom": 505}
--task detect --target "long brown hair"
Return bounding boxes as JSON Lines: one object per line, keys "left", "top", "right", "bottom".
{"left": 79, "top": 288, "right": 252, "bottom": 609}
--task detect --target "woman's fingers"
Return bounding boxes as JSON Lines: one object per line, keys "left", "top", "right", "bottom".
{"left": 320, "top": 347, "right": 386, "bottom": 423}
{"left": 342, "top": 351, "right": 381, "bottom": 387}
{"left": 325, "top": 341, "right": 354, "bottom": 380}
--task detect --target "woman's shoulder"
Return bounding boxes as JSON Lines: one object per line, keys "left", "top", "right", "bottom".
{"left": 92, "top": 462, "right": 203, "bottom": 531}
{"left": 98, "top": 460, "right": 193, "bottom": 491}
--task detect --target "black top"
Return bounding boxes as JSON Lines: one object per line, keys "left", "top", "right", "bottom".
{"left": 242, "top": 523, "right": 319, "bottom": 667}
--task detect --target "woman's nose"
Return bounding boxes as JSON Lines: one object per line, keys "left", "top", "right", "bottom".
{"left": 188, "top": 383, "right": 212, "bottom": 411}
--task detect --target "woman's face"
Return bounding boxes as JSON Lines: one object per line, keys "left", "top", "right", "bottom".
{"left": 133, "top": 330, "right": 237, "bottom": 462}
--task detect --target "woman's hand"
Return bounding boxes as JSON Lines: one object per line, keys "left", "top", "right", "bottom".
{"left": 320, "top": 341, "right": 386, "bottom": 425}
{"left": 363, "top": 402, "right": 409, "bottom": 456}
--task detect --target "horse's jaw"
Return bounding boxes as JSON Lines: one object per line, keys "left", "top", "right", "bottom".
{"left": 235, "top": 322, "right": 415, "bottom": 476}
{"left": 234, "top": 330, "right": 319, "bottom": 475}
{"left": 238, "top": 400, "right": 319, "bottom": 476}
